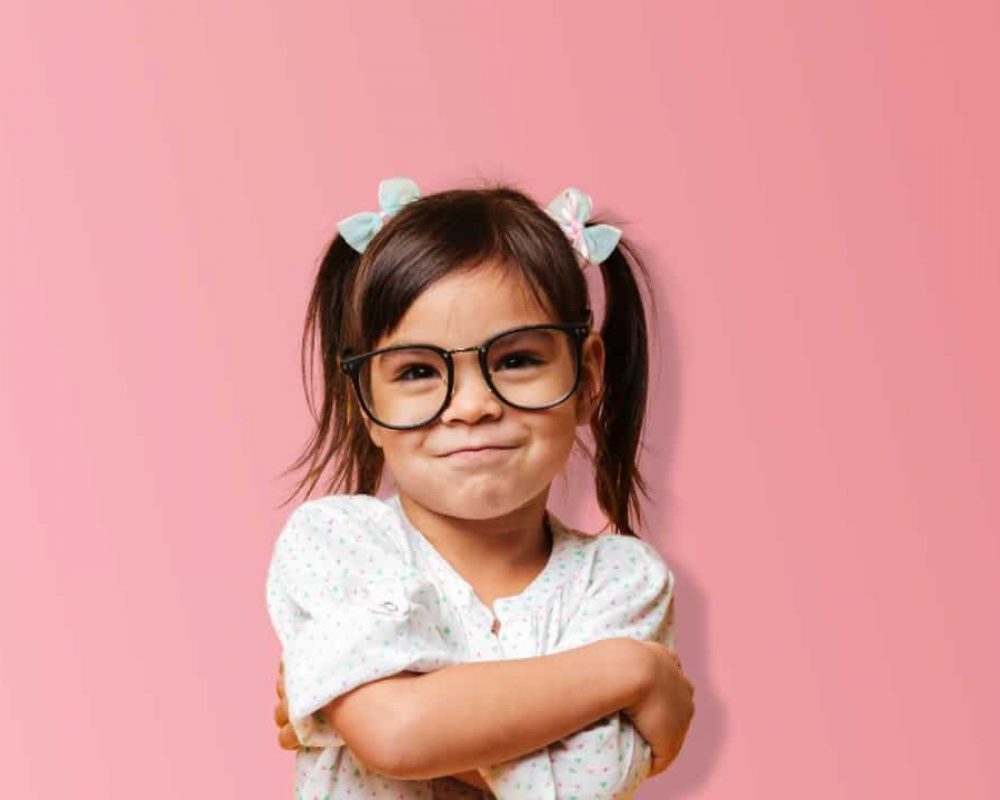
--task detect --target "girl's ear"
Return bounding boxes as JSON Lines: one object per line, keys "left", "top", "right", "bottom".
{"left": 350, "top": 395, "right": 383, "bottom": 448}
{"left": 365, "top": 415, "right": 383, "bottom": 449}
{"left": 576, "top": 332, "right": 605, "bottom": 425}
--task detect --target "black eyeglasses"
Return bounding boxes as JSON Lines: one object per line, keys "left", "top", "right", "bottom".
{"left": 340, "top": 319, "right": 592, "bottom": 430}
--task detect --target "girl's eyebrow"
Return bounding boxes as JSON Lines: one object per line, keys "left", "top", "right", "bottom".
{"left": 379, "top": 338, "right": 441, "bottom": 350}
{"left": 383, "top": 321, "right": 558, "bottom": 350}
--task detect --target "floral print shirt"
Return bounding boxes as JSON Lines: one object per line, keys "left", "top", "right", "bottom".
{"left": 265, "top": 492, "right": 677, "bottom": 799}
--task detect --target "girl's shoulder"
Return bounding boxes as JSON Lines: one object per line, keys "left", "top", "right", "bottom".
{"left": 274, "top": 492, "right": 406, "bottom": 559}
{"left": 552, "top": 516, "right": 673, "bottom": 586}
{"left": 290, "top": 491, "right": 397, "bottom": 524}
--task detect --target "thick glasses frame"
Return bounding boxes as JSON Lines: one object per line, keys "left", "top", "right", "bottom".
{"left": 339, "top": 318, "right": 593, "bottom": 430}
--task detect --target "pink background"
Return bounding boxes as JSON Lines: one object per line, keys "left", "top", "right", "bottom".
{"left": 2, "top": 2, "right": 998, "bottom": 797}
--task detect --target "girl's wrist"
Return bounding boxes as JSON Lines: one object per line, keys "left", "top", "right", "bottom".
{"left": 618, "top": 638, "right": 658, "bottom": 708}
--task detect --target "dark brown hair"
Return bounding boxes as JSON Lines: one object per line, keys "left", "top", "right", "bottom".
{"left": 279, "top": 181, "right": 657, "bottom": 537}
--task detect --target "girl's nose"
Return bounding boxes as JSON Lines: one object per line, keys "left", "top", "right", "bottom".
{"left": 439, "top": 353, "right": 503, "bottom": 425}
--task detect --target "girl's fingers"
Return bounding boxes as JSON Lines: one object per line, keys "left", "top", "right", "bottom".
{"left": 274, "top": 701, "right": 289, "bottom": 727}
{"left": 278, "top": 723, "right": 300, "bottom": 750}
{"left": 649, "top": 753, "right": 671, "bottom": 777}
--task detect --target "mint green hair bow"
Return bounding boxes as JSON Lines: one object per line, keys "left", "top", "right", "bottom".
{"left": 337, "top": 176, "right": 422, "bottom": 253}
{"left": 545, "top": 187, "right": 622, "bottom": 267}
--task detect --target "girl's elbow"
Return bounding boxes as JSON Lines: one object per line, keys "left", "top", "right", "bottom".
{"left": 321, "top": 684, "right": 421, "bottom": 778}
{"left": 347, "top": 721, "right": 411, "bottom": 778}
{"left": 374, "top": 704, "right": 435, "bottom": 780}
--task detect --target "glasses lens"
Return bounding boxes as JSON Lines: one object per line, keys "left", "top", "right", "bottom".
{"left": 359, "top": 347, "right": 448, "bottom": 427}
{"left": 486, "top": 327, "right": 578, "bottom": 409}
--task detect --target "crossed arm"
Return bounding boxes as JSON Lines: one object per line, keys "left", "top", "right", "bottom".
{"left": 325, "top": 637, "right": 649, "bottom": 779}
{"left": 277, "top": 636, "right": 691, "bottom": 795}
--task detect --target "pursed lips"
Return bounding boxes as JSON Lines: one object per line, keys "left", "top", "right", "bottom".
{"left": 439, "top": 444, "right": 517, "bottom": 457}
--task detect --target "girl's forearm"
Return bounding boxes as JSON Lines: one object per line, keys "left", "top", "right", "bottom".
{"left": 388, "top": 637, "right": 648, "bottom": 780}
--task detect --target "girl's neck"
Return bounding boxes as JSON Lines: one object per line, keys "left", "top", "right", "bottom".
{"left": 396, "top": 488, "right": 553, "bottom": 596}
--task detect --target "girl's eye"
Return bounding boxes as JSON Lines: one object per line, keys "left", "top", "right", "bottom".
{"left": 494, "top": 351, "right": 544, "bottom": 371}
{"left": 393, "top": 363, "right": 440, "bottom": 382}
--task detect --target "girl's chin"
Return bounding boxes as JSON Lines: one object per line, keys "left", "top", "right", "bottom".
{"left": 411, "top": 480, "right": 539, "bottom": 520}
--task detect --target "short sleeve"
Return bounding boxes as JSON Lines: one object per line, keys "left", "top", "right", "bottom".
{"left": 478, "top": 534, "right": 676, "bottom": 799}
{"left": 265, "top": 498, "right": 461, "bottom": 750}
{"left": 552, "top": 534, "right": 676, "bottom": 653}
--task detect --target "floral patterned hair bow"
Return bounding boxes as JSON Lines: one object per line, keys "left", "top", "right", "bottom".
{"left": 337, "top": 176, "right": 422, "bottom": 253}
{"left": 545, "top": 186, "right": 622, "bottom": 267}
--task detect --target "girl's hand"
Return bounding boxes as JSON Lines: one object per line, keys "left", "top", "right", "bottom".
{"left": 447, "top": 770, "right": 494, "bottom": 794}
{"left": 274, "top": 660, "right": 300, "bottom": 750}
{"left": 623, "top": 641, "right": 695, "bottom": 776}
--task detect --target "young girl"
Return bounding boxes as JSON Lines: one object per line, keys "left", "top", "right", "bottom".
{"left": 265, "top": 177, "right": 695, "bottom": 799}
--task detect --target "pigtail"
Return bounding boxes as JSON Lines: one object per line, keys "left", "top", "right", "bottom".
{"left": 278, "top": 233, "right": 383, "bottom": 507}
{"left": 590, "top": 237, "right": 657, "bottom": 538}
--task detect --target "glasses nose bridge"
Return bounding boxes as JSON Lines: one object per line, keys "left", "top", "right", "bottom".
{"left": 443, "top": 343, "right": 495, "bottom": 399}
{"left": 446, "top": 343, "right": 485, "bottom": 357}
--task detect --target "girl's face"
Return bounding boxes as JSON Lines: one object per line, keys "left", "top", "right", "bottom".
{"left": 363, "top": 261, "right": 604, "bottom": 521}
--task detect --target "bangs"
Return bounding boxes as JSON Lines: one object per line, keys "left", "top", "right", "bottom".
{"left": 346, "top": 187, "right": 590, "bottom": 353}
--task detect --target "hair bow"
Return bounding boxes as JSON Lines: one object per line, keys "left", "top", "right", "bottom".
{"left": 545, "top": 187, "right": 622, "bottom": 267}
{"left": 337, "top": 176, "right": 422, "bottom": 253}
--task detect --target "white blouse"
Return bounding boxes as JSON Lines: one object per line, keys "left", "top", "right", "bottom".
{"left": 265, "top": 492, "right": 677, "bottom": 799}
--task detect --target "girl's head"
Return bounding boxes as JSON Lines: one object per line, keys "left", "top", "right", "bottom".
{"left": 284, "top": 179, "right": 656, "bottom": 537}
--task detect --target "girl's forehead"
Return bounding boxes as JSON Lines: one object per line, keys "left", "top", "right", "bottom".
{"left": 378, "top": 265, "right": 556, "bottom": 347}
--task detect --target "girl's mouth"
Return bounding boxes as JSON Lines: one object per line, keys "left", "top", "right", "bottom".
{"left": 440, "top": 446, "right": 518, "bottom": 464}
